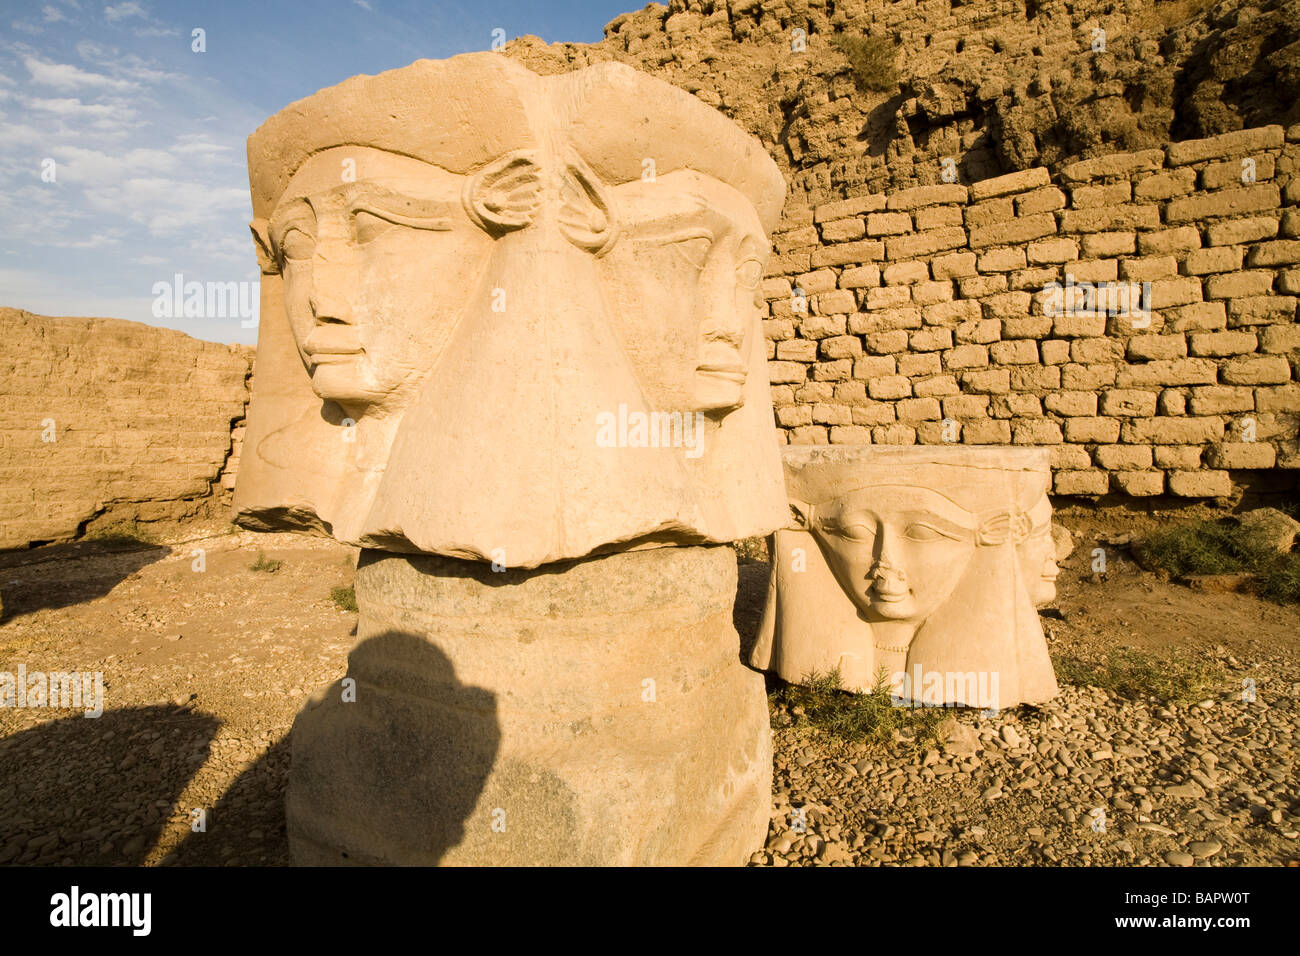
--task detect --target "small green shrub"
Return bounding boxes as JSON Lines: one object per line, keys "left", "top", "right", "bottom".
{"left": 771, "top": 667, "right": 946, "bottom": 749}
{"left": 1138, "top": 519, "right": 1300, "bottom": 603}
{"left": 730, "top": 536, "right": 768, "bottom": 563}
{"left": 1052, "top": 648, "right": 1222, "bottom": 704}
{"left": 330, "top": 585, "right": 358, "bottom": 612}
{"left": 249, "top": 552, "right": 283, "bottom": 573}
{"left": 86, "top": 520, "right": 157, "bottom": 547}
{"left": 833, "top": 34, "right": 899, "bottom": 93}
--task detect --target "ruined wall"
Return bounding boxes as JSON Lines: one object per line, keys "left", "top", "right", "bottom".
{"left": 504, "top": 0, "right": 1300, "bottom": 497}
{"left": 0, "top": 309, "right": 253, "bottom": 549}
{"left": 761, "top": 124, "right": 1300, "bottom": 496}
{"left": 507, "top": 0, "right": 1300, "bottom": 206}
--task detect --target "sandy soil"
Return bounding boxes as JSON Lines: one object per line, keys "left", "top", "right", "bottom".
{"left": 0, "top": 511, "right": 1296, "bottom": 866}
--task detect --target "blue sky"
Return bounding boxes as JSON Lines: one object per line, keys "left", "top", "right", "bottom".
{"left": 0, "top": 0, "right": 636, "bottom": 343}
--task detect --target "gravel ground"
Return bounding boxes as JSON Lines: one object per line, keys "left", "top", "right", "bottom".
{"left": 753, "top": 664, "right": 1300, "bottom": 867}
{"left": 1, "top": 525, "right": 1297, "bottom": 867}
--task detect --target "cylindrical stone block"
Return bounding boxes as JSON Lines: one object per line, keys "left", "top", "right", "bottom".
{"left": 287, "top": 544, "right": 771, "bottom": 865}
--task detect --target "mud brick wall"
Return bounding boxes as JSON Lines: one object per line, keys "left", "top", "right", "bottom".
{"left": 0, "top": 309, "right": 253, "bottom": 549}
{"left": 762, "top": 124, "right": 1300, "bottom": 497}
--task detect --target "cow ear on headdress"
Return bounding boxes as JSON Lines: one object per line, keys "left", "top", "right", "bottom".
{"left": 975, "top": 510, "right": 1013, "bottom": 547}
{"left": 463, "top": 150, "right": 542, "bottom": 236}
{"left": 249, "top": 219, "right": 278, "bottom": 275}
{"left": 789, "top": 499, "right": 815, "bottom": 529}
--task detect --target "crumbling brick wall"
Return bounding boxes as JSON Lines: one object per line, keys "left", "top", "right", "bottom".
{"left": 0, "top": 309, "right": 253, "bottom": 548}
{"left": 763, "top": 124, "right": 1300, "bottom": 497}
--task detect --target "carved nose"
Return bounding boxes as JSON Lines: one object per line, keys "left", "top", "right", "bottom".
{"left": 309, "top": 264, "right": 354, "bottom": 326}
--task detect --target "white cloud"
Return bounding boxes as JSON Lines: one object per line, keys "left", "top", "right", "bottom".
{"left": 23, "top": 55, "right": 136, "bottom": 91}
{"left": 0, "top": 120, "right": 46, "bottom": 145}
{"left": 74, "top": 42, "right": 177, "bottom": 85}
{"left": 84, "top": 176, "right": 249, "bottom": 235}
{"left": 43, "top": 5, "right": 68, "bottom": 23}
{"left": 103, "top": 2, "right": 146, "bottom": 23}
{"left": 52, "top": 144, "right": 179, "bottom": 183}
{"left": 28, "top": 96, "right": 121, "bottom": 118}
{"left": 354, "top": 0, "right": 374, "bottom": 10}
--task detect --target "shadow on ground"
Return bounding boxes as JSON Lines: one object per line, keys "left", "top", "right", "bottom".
{"left": 0, "top": 704, "right": 217, "bottom": 865}
{"left": 0, "top": 541, "right": 170, "bottom": 621}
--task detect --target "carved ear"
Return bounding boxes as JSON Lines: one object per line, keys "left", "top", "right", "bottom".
{"left": 975, "top": 510, "right": 1013, "bottom": 547}
{"left": 558, "top": 153, "right": 618, "bottom": 256}
{"left": 789, "top": 499, "right": 814, "bottom": 529}
{"left": 249, "top": 219, "right": 277, "bottom": 275}
{"left": 464, "top": 151, "right": 542, "bottom": 236}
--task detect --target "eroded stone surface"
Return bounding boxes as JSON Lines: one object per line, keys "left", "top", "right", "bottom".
{"left": 233, "top": 53, "right": 788, "bottom": 569}
{"left": 751, "top": 445, "right": 1060, "bottom": 709}
{"left": 288, "top": 545, "right": 771, "bottom": 866}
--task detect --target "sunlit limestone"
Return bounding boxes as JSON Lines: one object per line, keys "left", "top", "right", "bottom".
{"left": 751, "top": 445, "right": 1060, "bottom": 710}
{"left": 239, "top": 53, "right": 788, "bottom": 867}
{"left": 233, "top": 52, "right": 787, "bottom": 569}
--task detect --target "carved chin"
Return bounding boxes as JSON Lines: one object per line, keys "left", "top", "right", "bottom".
{"left": 308, "top": 361, "right": 382, "bottom": 411}
{"left": 853, "top": 587, "right": 919, "bottom": 622}
{"left": 867, "top": 598, "right": 918, "bottom": 621}
{"left": 692, "top": 370, "right": 746, "bottom": 412}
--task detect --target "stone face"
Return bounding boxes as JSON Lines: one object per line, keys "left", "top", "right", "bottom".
{"left": 234, "top": 54, "right": 789, "bottom": 569}
{"left": 288, "top": 545, "right": 770, "bottom": 866}
{"left": 243, "top": 55, "right": 786, "bottom": 870}
{"left": 751, "top": 445, "right": 1059, "bottom": 710}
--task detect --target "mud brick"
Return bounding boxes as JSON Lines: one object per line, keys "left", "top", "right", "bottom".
{"left": 1165, "top": 126, "right": 1285, "bottom": 165}
{"left": 1165, "top": 184, "right": 1281, "bottom": 223}
{"left": 821, "top": 218, "right": 867, "bottom": 242}
{"left": 867, "top": 211, "right": 914, "bottom": 236}
{"left": 1188, "top": 331, "right": 1258, "bottom": 356}
{"left": 1205, "top": 443, "right": 1277, "bottom": 468}
{"left": 1054, "top": 470, "right": 1110, "bottom": 495}
{"left": 1112, "top": 471, "right": 1165, "bottom": 495}
{"left": 944, "top": 344, "right": 990, "bottom": 369}
{"left": 1094, "top": 444, "right": 1154, "bottom": 470}
{"left": 1010, "top": 366, "right": 1062, "bottom": 390}
{"left": 912, "top": 375, "right": 960, "bottom": 398}
{"left": 871, "top": 423, "right": 917, "bottom": 444}
{"left": 1126, "top": 335, "right": 1188, "bottom": 361}
{"left": 1206, "top": 217, "right": 1279, "bottom": 246}
{"left": 1121, "top": 417, "right": 1225, "bottom": 444}
{"left": 1167, "top": 470, "right": 1232, "bottom": 497}
{"left": 1183, "top": 246, "right": 1243, "bottom": 275}
{"left": 1012, "top": 419, "right": 1062, "bottom": 443}
{"left": 969, "top": 167, "right": 1051, "bottom": 200}
{"left": 1219, "top": 355, "right": 1293, "bottom": 385}
{"left": 1064, "top": 417, "right": 1121, "bottom": 443}
{"left": 931, "top": 251, "right": 978, "bottom": 279}
{"left": 962, "top": 419, "right": 1012, "bottom": 444}
{"left": 814, "top": 193, "right": 887, "bottom": 222}
{"left": 1138, "top": 226, "right": 1201, "bottom": 255}
{"left": 1154, "top": 446, "right": 1204, "bottom": 469}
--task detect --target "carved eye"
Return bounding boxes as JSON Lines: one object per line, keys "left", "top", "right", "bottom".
{"left": 736, "top": 258, "right": 762, "bottom": 289}
{"left": 672, "top": 236, "right": 711, "bottom": 270}
{"left": 829, "top": 519, "right": 875, "bottom": 542}
{"left": 278, "top": 227, "right": 315, "bottom": 262}
{"left": 904, "top": 523, "right": 955, "bottom": 542}
{"left": 353, "top": 209, "right": 395, "bottom": 245}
